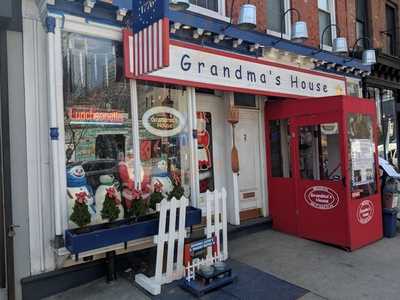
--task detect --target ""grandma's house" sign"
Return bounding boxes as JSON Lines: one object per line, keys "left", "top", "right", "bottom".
{"left": 148, "top": 42, "right": 346, "bottom": 98}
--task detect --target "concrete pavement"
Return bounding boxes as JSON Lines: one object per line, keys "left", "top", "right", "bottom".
{"left": 229, "top": 230, "right": 400, "bottom": 300}
{"left": 47, "top": 228, "right": 400, "bottom": 300}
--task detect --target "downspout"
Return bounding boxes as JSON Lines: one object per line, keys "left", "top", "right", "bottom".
{"left": 46, "top": 16, "right": 64, "bottom": 248}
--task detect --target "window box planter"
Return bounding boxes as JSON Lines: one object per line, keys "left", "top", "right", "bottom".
{"left": 65, "top": 206, "right": 202, "bottom": 256}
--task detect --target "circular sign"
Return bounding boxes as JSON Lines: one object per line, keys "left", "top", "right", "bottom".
{"left": 357, "top": 200, "right": 374, "bottom": 224}
{"left": 304, "top": 186, "right": 339, "bottom": 210}
{"left": 142, "top": 106, "right": 186, "bottom": 137}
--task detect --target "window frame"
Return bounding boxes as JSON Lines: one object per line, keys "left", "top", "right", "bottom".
{"left": 266, "top": 0, "right": 291, "bottom": 40}
{"left": 188, "top": 0, "right": 230, "bottom": 22}
{"left": 355, "top": 0, "right": 369, "bottom": 49}
{"left": 318, "top": 0, "right": 337, "bottom": 51}
{"left": 384, "top": 2, "right": 398, "bottom": 56}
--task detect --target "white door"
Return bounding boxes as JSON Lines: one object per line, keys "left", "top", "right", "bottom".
{"left": 235, "top": 109, "right": 262, "bottom": 213}
{"left": 196, "top": 93, "right": 227, "bottom": 209}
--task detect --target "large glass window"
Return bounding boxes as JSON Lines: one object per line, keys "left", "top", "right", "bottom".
{"left": 63, "top": 33, "right": 133, "bottom": 228}
{"left": 385, "top": 4, "right": 397, "bottom": 56}
{"left": 367, "top": 87, "right": 397, "bottom": 167}
{"left": 299, "top": 123, "right": 342, "bottom": 181}
{"left": 270, "top": 120, "right": 291, "bottom": 178}
{"left": 137, "top": 82, "right": 192, "bottom": 199}
{"left": 318, "top": 0, "right": 336, "bottom": 47}
{"left": 267, "top": 0, "right": 289, "bottom": 35}
{"left": 356, "top": 0, "right": 368, "bottom": 48}
{"left": 348, "top": 114, "right": 377, "bottom": 198}
{"left": 189, "top": 0, "right": 219, "bottom": 12}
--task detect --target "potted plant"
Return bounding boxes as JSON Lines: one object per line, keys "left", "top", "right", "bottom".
{"left": 149, "top": 181, "right": 164, "bottom": 211}
{"left": 168, "top": 173, "right": 185, "bottom": 200}
{"left": 70, "top": 191, "right": 92, "bottom": 233}
{"left": 101, "top": 187, "right": 121, "bottom": 223}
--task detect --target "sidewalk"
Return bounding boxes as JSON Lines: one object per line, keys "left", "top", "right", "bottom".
{"left": 47, "top": 228, "right": 400, "bottom": 300}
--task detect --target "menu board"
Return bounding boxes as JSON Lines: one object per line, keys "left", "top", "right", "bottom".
{"left": 350, "top": 139, "right": 375, "bottom": 186}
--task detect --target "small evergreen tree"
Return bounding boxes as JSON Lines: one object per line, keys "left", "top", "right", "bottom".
{"left": 101, "top": 187, "right": 120, "bottom": 222}
{"left": 149, "top": 181, "right": 164, "bottom": 210}
{"left": 168, "top": 173, "right": 185, "bottom": 200}
{"left": 70, "top": 192, "right": 91, "bottom": 228}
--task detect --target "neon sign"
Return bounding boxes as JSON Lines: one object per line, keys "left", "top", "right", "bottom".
{"left": 68, "top": 106, "right": 127, "bottom": 125}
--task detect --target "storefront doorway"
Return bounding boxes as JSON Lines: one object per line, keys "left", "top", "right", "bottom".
{"left": 196, "top": 93, "right": 227, "bottom": 209}
{"left": 235, "top": 109, "right": 263, "bottom": 220}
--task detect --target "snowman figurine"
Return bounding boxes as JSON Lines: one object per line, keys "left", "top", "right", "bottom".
{"left": 66, "top": 164, "right": 96, "bottom": 228}
{"left": 150, "top": 159, "right": 173, "bottom": 195}
{"left": 95, "top": 174, "right": 123, "bottom": 223}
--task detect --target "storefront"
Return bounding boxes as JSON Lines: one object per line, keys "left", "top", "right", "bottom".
{"left": 19, "top": 0, "right": 373, "bottom": 298}
{"left": 363, "top": 50, "right": 400, "bottom": 169}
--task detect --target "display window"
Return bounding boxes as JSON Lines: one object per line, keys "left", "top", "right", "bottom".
{"left": 298, "top": 123, "right": 341, "bottom": 181}
{"left": 137, "top": 82, "right": 192, "bottom": 200}
{"left": 269, "top": 119, "right": 291, "bottom": 178}
{"left": 63, "top": 33, "right": 133, "bottom": 228}
{"left": 197, "top": 112, "right": 215, "bottom": 193}
{"left": 367, "top": 87, "right": 398, "bottom": 168}
{"left": 348, "top": 114, "right": 377, "bottom": 198}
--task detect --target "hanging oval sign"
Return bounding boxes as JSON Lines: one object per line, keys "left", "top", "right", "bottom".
{"left": 304, "top": 186, "right": 339, "bottom": 210}
{"left": 142, "top": 106, "right": 186, "bottom": 137}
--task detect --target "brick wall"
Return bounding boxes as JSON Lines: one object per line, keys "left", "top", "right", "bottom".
{"left": 226, "top": 0, "right": 400, "bottom": 53}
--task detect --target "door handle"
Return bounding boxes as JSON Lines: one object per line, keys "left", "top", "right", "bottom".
{"left": 341, "top": 176, "right": 346, "bottom": 187}
{"left": 8, "top": 224, "right": 20, "bottom": 238}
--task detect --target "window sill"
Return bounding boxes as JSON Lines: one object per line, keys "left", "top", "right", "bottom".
{"left": 267, "top": 30, "right": 290, "bottom": 41}
{"left": 188, "top": 5, "right": 230, "bottom": 23}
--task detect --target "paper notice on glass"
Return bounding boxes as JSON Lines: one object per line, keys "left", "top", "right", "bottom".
{"left": 351, "top": 139, "right": 375, "bottom": 186}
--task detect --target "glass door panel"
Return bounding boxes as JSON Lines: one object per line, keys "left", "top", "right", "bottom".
{"left": 294, "top": 114, "right": 349, "bottom": 247}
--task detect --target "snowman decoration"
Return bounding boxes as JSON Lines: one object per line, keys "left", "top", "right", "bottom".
{"left": 66, "top": 164, "right": 96, "bottom": 228}
{"left": 150, "top": 159, "right": 173, "bottom": 195}
{"left": 95, "top": 174, "right": 123, "bottom": 223}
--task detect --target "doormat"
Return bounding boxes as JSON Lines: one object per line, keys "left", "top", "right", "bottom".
{"left": 148, "top": 259, "right": 309, "bottom": 300}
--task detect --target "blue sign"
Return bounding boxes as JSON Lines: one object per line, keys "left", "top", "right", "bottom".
{"left": 132, "top": 0, "right": 168, "bottom": 33}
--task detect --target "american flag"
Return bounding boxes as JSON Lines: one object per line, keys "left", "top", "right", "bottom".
{"left": 124, "top": 0, "right": 170, "bottom": 78}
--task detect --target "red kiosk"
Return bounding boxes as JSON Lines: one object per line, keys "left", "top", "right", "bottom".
{"left": 265, "top": 95, "right": 382, "bottom": 250}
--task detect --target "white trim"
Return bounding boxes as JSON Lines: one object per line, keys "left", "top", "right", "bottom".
{"left": 187, "top": 87, "right": 200, "bottom": 207}
{"left": 49, "top": 13, "right": 122, "bottom": 41}
{"left": 266, "top": 0, "right": 291, "bottom": 40}
{"left": 318, "top": 0, "right": 337, "bottom": 51}
{"left": 188, "top": 2, "right": 230, "bottom": 23}
{"left": 130, "top": 80, "right": 142, "bottom": 189}
{"left": 258, "top": 97, "right": 268, "bottom": 217}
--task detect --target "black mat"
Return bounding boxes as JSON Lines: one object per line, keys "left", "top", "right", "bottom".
{"left": 151, "top": 259, "right": 309, "bottom": 300}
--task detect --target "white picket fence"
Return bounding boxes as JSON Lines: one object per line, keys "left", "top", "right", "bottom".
{"left": 135, "top": 189, "right": 228, "bottom": 295}
{"left": 185, "top": 254, "right": 225, "bottom": 282}
{"left": 205, "top": 189, "right": 228, "bottom": 260}
{"left": 135, "top": 196, "right": 188, "bottom": 295}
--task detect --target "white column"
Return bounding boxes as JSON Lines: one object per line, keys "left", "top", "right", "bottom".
{"left": 187, "top": 87, "right": 199, "bottom": 207}
{"left": 46, "top": 16, "right": 63, "bottom": 240}
{"left": 130, "top": 80, "right": 142, "bottom": 188}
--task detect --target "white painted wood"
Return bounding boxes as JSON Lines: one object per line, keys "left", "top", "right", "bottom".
{"left": 49, "top": 13, "right": 123, "bottom": 41}
{"left": 136, "top": 196, "right": 189, "bottom": 295}
{"left": 221, "top": 188, "right": 228, "bottom": 259}
{"left": 214, "top": 190, "right": 221, "bottom": 256}
{"left": 235, "top": 109, "right": 262, "bottom": 212}
{"left": 196, "top": 93, "right": 227, "bottom": 213}
{"left": 130, "top": 80, "right": 142, "bottom": 189}
{"left": 22, "top": 0, "right": 57, "bottom": 277}
{"left": 206, "top": 190, "right": 213, "bottom": 258}
{"left": 166, "top": 198, "right": 177, "bottom": 280}
{"left": 187, "top": 87, "right": 199, "bottom": 207}
{"left": 177, "top": 197, "right": 188, "bottom": 276}
{"left": 154, "top": 199, "right": 167, "bottom": 283}
{"left": 258, "top": 97, "right": 269, "bottom": 217}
